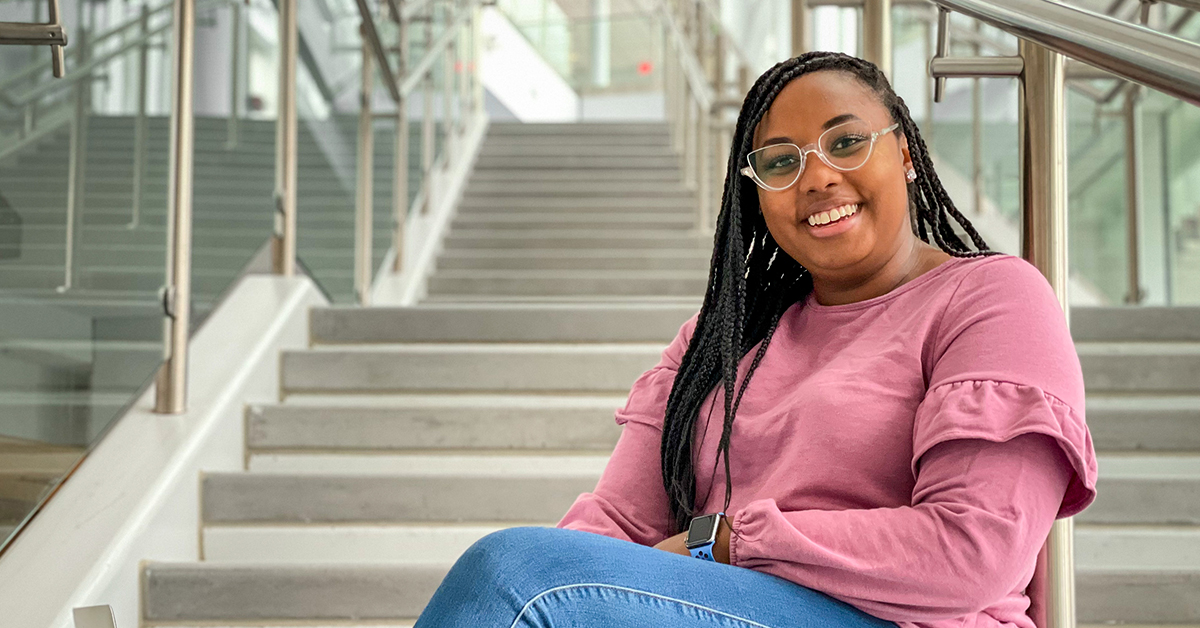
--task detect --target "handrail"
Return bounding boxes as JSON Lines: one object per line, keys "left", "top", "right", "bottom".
{"left": 399, "top": 9, "right": 472, "bottom": 97}
{"left": 0, "top": 0, "right": 173, "bottom": 97}
{"left": 931, "top": 0, "right": 1200, "bottom": 107}
{"left": 352, "top": 0, "right": 402, "bottom": 102}
{"left": 657, "top": 2, "right": 715, "bottom": 111}
{"left": 6, "top": 0, "right": 226, "bottom": 108}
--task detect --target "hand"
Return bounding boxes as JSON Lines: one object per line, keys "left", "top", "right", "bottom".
{"left": 652, "top": 516, "right": 733, "bottom": 564}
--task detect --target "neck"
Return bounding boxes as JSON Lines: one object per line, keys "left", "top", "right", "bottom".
{"left": 810, "top": 238, "right": 939, "bottom": 307}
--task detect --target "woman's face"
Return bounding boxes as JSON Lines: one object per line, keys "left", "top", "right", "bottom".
{"left": 750, "top": 71, "right": 914, "bottom": 278}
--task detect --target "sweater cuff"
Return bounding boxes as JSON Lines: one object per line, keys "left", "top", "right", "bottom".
{"left": 729, "top": 499, "right": 771, "bottom": 567}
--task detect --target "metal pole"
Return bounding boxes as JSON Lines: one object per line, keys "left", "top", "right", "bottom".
{"left": 355, "top": 34, "right": 374, "bottom": 306}
{"left": 972, "top": 19, "right": 982, "bottom": 215}
{"left": 421, "top": 17, "right": 434, "bottom": 214}
{"left": 226, "top": 0, "right": 241, "bottom": 149}
{"left": 1123, "top": 83, "right": 1143, "bottom": 303}
{"left": 791, "top": 0, "right": 809, "bottom": 56}
{"left": 272, "top": 0, "right": 297, "bottom": 276}
{"left": 129, "top": 3, "right": 149, "bottom": 229}
{"left": 862, "top": 0, "right": 892, "bottom": 78}
{"left": 154, "top": 0, "right": 196, "bottom": 414}
{"left": 393, "top": 1, "right": 409, "bottom": 272}
{"left": 923, "top": 10, "right": 934, "bottom": 144}
{"left": 1018, "top": 37, "right": 1074, "bottom": 628}
{"left": 697, "top": 102, "right": 710, "bottom": 232}
{"left": 442, "top": 4, "right": 454, "bottom": 170}
{"left": 59, "top": 24, "right": 88, "bottom": 293}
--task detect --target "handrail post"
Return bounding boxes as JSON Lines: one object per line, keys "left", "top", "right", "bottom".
{"left": 421, "top": 16, "right": 434, "bottom": 215}
{"left": 226, "top": 0, "right": 241, "bottom": 150}
{"left": 862, "top": 0, "right": 892, "bottom": 79}
{"left": 154, "top": 0, "right": 196, "bottom": 414}
{"left": 355, "top": 29, "right": 375, "bottom": 306}
{"left": 129, "top": 3, "right": 149, "bottom": 229}
{"left": 272, "top": 0, "right": 297, "bottom": 276}
{"left": 392, "top": 0, "right": 409, "bottom": 273}
{"left": 791, "top": 0, "right": 808, "bottom": 56}
{"left": 442, "top": 1, "right": 454, "bottom": 170}
{"left": 58, "top": 24, "right": 88, "bottom": 293}
{"left": 1122, "top": 82, "right": 1144, "bottom": 303}
{"left": 1018, "top": 37, "right": 1074, "bottom": 628}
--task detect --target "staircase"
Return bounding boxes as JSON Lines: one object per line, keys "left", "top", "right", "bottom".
{"left": 0, "top": 114, "right": 406, "bottom": 538}
{"left": 130, "top": 123, "right": 1198, "bottom": 626}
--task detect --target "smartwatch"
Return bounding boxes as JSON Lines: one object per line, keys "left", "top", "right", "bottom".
{"left": 685, "top": 512, "right": 725, "bottom": 561}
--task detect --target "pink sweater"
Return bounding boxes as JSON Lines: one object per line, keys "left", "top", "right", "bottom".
{"left": 557, "top": 253, "right": 1099, "bottom": 628}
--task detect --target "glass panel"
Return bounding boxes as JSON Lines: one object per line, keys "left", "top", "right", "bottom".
{"left": 292, "top": 0, "right": 360, "bottom": 304}
{"left": 0, "top": 0, "right": 177, "bottom": 550}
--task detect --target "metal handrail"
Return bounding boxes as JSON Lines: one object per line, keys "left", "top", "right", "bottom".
{"left": 931, "top": 0, "right": 1200, "bottom": 107}
{"left": 0, "top": 0, "right": 173, "bottom": 97}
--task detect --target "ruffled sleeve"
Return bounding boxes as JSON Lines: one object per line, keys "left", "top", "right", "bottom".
{"left": 912, "top": 380, "right": 1096, "bottom": 518}
{"left": 557, "top": 312, "right": 700, "bottom": 544}
{"left": 916, "top": 255, "right": 1098, "bottom": 518}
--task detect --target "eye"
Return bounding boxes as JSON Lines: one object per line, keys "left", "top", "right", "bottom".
{"left": 765, "top": 155, "right": 799, "bottom": 171}
{"left": 828, "top": 134, "right": 868, "bottom": 155}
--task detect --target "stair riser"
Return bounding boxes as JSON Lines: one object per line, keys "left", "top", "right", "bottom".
{"left": 247, "top": 405, "right": 622, "bottom": 450}
{"left": 1079, "top": 477, "right": 1200, "bottom": 524}
{"left": 456, "top": 198, "right": 696, "bottom": 211}
{"left": 450, "top": 218, "right": 694, "bottom": 231}
{"left": 309, "top": 306, "right": 696, "bottom": 344}
{"left": 436, "top": 255, "right": 711, "bottom": 271}
{"left": 202, "top": 475, "right": 596, "bottom": 524}
{"left": 443, "top": 236, "right": 706, "bottom": 250}
{"left": 281, "top": 348, "right": 660, "bottom": 394}
{"left": 474, "top": 156, "right": 680, "bottom": 169}
{"left": 1081, "top": 353, "right": 1200, "bottom": 393}
{"left": 1087, "top": 409, "right": 1200, "bottom": 451}
{"left": 427, "top": 275, "right": 707, "bottom": 297}
{"left": 138, "top": 563, "right": 1200, "bottom": 623}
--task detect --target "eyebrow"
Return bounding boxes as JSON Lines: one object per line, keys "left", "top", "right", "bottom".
{"left": 760, "top": 113, "right": 863, "bottom": 146}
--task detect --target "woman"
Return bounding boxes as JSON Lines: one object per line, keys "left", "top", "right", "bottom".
{"left": 414, "top": 52, "right": 1097, "bottom": 628}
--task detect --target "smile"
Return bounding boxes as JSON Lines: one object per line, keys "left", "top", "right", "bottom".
{"left": 807, "top": 203, "right": 858, "bottom": 227}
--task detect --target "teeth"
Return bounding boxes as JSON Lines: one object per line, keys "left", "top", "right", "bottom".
{"left": 808, "top": 204, "right": 858, "bottom": 227}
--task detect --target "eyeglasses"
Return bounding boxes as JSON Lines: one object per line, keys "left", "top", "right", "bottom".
{"left": 740, "top": 120, "right": 900, "bottom": 191}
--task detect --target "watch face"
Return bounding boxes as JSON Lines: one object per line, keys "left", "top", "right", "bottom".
{"left": 686, "top": 513, "right": 719, "bottom": 547}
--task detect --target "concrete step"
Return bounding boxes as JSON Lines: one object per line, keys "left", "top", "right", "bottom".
{"left": 467, "top": 169, "right": 680, "bottom": 181}
{"left": 476, "top": 145, "right": 675, "bottom": 158}
{"left": 246, "top": 394, "right": 624, "bottom": 451}
{"left": 308, "top": 304, "right": 695, "bottom": 344}
{"left": 482, "top": 133, "right": 670, "bottom": 146}
{"left": 435, "top": 249, "right": 712, "bottom": 271}
{"left": 420, "top": 294, "right": 705, "bottom": 305}
{"left": 202, "top": 473, "right": 596, "bottom": 524}
{"left": 462, "top": 181, "right": 692, "bottom": 197}
{"left": 455, "top": 196, "right": 696, "bottom": 211}
{"left": 1087, "top": 394, "right": 1200, "bottom": 451}
{"left": 195, "top": 522, "right": 1199, "bottom": 569}
{"left": 280, "top": 344, "right": 662, "bottom": 394}
{"left": 451, "top": 212, "right": 694, "bottom": 230}
{"left": 1081, "top": 454, "right": 1200, "bottom": 524}
{"left": 1079, "top": 342, "right": 1200, "bottom": 393}
{"left": 139, "top": 560, "right": 1200, "bottom": 624}
{"left": 442, "top": 230, "right": 709, "bottom": 251}
{"left": 486, "top": 122, "right": 668, "bottom": 135}
{"left": 141, "top": 562, "right": 446, "bottom": 623}
{"left": 473, "top": 155, "right": 681, "bottom": 170}
{"left": 1072, "top": 307, "right": 1200, "bottom": 342}
{"left": 427, "top": 269, "right": 708, "bottom": 297}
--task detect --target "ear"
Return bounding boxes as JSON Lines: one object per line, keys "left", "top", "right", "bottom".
{"left": 898, "top": 133, "right": 914, "bottom": 172}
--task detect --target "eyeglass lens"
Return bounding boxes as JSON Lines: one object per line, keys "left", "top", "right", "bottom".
{"left": 748, "top": 120, "right": 880, "bottom": 189}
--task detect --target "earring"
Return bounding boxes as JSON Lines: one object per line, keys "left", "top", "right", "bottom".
{"left": 905, "top": 169, "right": 917, "bottom": 182}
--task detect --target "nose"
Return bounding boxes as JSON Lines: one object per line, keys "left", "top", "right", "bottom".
{"left": 795, "top": 150, "right": 843, "bottom": 196}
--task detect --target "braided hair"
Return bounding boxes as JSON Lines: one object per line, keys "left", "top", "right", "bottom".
{"left": 660, "top": 51, "right": 1003, "bottom": 534}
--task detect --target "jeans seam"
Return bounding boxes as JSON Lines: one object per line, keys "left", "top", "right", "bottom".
{"left": 508, "top": 582, "right": 778, "bottom": 628}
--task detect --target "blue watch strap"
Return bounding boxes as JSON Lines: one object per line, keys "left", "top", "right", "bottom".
{"left": 689, "top": 543, "right": 716, "bottom": 561}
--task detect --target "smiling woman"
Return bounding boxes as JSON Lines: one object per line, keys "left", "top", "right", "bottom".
{"left": 413, "top": 52, "right": 1097, "bottom": 628}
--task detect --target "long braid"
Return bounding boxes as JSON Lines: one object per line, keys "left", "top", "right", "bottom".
{"left": 660, "top": 51, "right": 1002, "bottom": 534}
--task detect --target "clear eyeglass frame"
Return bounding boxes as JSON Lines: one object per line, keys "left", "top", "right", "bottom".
{"left": 739, "top": 121, "right": 901, "bottom": 192}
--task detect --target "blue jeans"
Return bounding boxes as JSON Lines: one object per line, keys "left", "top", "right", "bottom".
{"left": 414, "top": 527, "right": 899, "bottom": 628}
